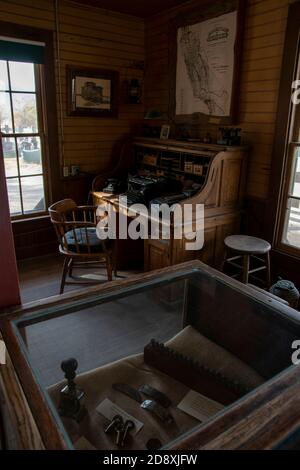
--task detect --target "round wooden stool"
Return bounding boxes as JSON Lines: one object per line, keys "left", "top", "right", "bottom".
{"left": 222, "top": 235, "right": 271, "bottom": 286}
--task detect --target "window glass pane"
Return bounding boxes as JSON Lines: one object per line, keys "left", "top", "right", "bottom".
{"left": 9, "top": 61, "right": 35, "bottom": 92}
{"left": 17, "top": 136, "right": 42, "bottom": 176}
{"left": 0, "top": 91, "right": 13, "bottom": 133}
{"left": 2, "top": 137, "right": 18, "bottom": 177}
{"left": 289, "top": 147, "right": 300, "bottom": 197}
{"left": 1, "top": 61, "right": 46, "bottom": 219}
{"left": 7, "top": 177, "right": 22, "bottom": 215}
{"left": 0, "top": 61, "right": 9, "bottom": 91}
{"left": 282, "top": 197, "right": 300, "bottom": 248}
{"left": 12, "top": 93, "right": 38, "bottom": 133}
{"left": 21, "top": 175, "right": 45, "bottom": 213}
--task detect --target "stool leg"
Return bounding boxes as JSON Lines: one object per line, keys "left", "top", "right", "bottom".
{"left": 242, "top": 255, "right": 250, "bottom": 284}
{"left": 266, "top": 251, "right": 271, "bottom": 288}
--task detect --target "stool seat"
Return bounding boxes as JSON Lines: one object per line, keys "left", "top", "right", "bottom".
{"left": 224, "top": 235, "right": 271, "bottom": 255}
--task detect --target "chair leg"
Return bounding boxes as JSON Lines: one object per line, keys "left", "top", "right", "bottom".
{"left": 266, "top": 251, "right": 271, "bottom": 288}
{"left": 242, "top": 255, "right": 250, "bottom": 284}
{"left": 68, "top": 258, "right": 74, "bottom": 277}
{"left": 106, "top": 257, "right": 113, "bottom": 282}
{"left": 60, "top": 258, "right": 69, "bottom": 294}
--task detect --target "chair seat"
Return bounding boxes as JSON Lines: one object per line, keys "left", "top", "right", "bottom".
{"left": 65, "top": 227, "right": 109, "bottom": 254}
{"left": 225, "top": 235, "right": 271, "bottom": 255}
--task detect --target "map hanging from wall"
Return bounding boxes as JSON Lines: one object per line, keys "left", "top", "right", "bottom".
{"left": 176, "top": 11, "right": 237, "bottom": 118}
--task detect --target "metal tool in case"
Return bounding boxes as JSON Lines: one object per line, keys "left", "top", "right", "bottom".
{"left": 112, "top": 383, "right": 174, "bottom": 424}
{"left": 141, "top": 400, "right": 174, "bottom": 424}
{"left": 139, "top": 384, "right": 171, "bottom": 408}
{"left": 104, "top": 415, "right": 123, "bottom": 434}
{"left": 121, "top": 420, "right": 135, "bottom": 447}
{"left": 112, "top": 383, "right": 143, "bottom": 403}
{"left": 58, "top": 358, "right": 86, "bottom": 422}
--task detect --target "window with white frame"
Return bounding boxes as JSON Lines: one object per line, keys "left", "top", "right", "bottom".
{"left": 0, "top": 38, "right": 48, "bottom": 219}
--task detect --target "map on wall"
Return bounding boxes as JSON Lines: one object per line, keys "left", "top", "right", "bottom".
{"left": 176, "top": 11, "right": 237, "bottom": 117}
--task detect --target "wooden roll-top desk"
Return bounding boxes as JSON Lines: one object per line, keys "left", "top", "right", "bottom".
{"left": 92, "top": 137, "right": 248, "bottom": 271}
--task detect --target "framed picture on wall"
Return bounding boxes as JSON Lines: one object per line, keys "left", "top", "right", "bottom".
{"left": 169, "top": 0, "right": 246, "bottom": 126}
{"left": 67, "top": 66, "right": 119, "bottom": 117}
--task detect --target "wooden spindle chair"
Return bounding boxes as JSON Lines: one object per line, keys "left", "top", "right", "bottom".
{"left": 49, "top": 199, "right": 116, "bottom": 294}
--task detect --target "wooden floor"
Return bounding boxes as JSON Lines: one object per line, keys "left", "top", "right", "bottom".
{"left": 18, "top": 254, "right": 138, "bottom": 304}
{"left": 17, "top": 255, "right": 183, "bottom": 388}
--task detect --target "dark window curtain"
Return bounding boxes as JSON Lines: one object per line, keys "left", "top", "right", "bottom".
{"left": 0, "top": 38, "right": 45, "bottom": 63}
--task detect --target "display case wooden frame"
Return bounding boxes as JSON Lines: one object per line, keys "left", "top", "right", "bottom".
{"left": 169, "top": 0, "right": 247, "bottom": 126}
{"left": 0, "top": 261, "right": 300, "bottom": 450}
{"left": 67, "top": 66, "right": 119, "bottom": 117}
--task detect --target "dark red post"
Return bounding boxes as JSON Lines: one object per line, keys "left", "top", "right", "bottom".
{"left": 0, "top": 134, "right": 20, "bottom": 308}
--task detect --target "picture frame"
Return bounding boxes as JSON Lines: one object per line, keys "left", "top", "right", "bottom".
{"left": 67, "top": 66, "right": 119, "bottom": 117}
{"left": 160, "top": 125, "right": 171, "bottom": 140}
{"left": 169, "top": 0, "right": 246, "bottom": 126}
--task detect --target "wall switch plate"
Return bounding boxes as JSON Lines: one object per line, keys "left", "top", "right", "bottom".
{"left": 71, "top": 165, "right": 80, "bottom": 176}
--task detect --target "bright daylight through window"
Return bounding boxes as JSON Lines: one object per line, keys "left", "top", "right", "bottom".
{"left": 0, "top": 60, "right": 46, "bottom": 217}
{"left": 281, "top": 146, "right": 300, "bottom": 249}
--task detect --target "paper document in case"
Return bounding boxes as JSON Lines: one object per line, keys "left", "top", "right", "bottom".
{"left": 177, "top": 390, "right": 224, "bottom": 422}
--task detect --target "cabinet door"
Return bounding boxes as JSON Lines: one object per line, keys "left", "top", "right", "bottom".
{"left": 171, "top": 214, "right": 241, "bottom": 268}
{"left": 144, "top": 240, "right": 170, "bottom": 271}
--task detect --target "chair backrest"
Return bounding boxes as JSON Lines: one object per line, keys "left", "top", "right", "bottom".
{"left": 49, "top": 199, "right": 77, "bottom": 223}
{"left": 49, "top": 199, "right": 78, "bottom": 251}
{"left": 48, "top": 199, "right": 106, "bottom": 255}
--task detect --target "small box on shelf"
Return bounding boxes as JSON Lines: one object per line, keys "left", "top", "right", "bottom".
{"left": 193, "top": 164, "right": 203, "bottom": 176}
{"left": 185, "top": 161, "right": 194, "bottom": 173}
{"left": 143, "top": 154, "right": 158, "bottom": 166}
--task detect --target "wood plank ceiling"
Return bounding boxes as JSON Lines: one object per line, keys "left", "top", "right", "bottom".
{"left": 71, "top": 0, "right": 191, "bottom": 18}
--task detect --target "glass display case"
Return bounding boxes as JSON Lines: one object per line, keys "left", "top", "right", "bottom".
{"left": 1, "top": 261, "right": 300, "bottom": 450}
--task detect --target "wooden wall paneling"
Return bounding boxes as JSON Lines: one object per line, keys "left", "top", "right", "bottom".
{"left": 12, "top": 217, "right": 57, "bottom": 260}
{"left": 70, "top": 0, "right": 193, "bottom": 18}
{"left": 0, "top": 0, "right": 145, "bottom": 182}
